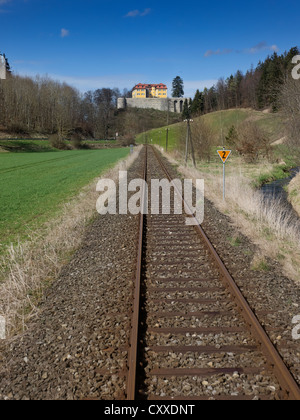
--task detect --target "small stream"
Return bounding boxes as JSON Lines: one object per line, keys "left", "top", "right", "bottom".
{"left": 260, "top": 167, "right": 300, "bottom": 201}
{"left": 260, "top": 167, "right": 300, "bottom": 220}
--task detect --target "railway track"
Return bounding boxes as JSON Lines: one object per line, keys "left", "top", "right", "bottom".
{"left": 125, "top": 145, "right": 300, "bottom": 401}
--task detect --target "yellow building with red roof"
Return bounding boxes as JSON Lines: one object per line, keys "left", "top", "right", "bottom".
{"left": 132, "top": 83, "right": 168, "bottom": 99}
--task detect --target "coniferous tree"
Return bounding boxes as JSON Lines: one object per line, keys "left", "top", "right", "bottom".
{"left": 190, "top": 90, "right": 204, "bottom": 115}
{"left": 190, "top": 46, "right": 299, "bottom": 114}
{"left": 282, "top": 46, "right": 300, "bottom": 74}
{"left": 225, "top": 125, "right": 239, "bottom": 147}
{"left": 172, "top": 76, "right": 184, "bottom": 97}
{"left": 182, "top": 99, "right": 190, "bottom": 120}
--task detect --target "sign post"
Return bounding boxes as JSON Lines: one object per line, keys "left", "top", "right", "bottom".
{"left": 217, "top": 149, "right": 232, "bottom": 200}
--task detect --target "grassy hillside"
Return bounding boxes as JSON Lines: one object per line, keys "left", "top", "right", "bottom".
{"left": 135, "top": 108, "right": 286, "bottom": 150}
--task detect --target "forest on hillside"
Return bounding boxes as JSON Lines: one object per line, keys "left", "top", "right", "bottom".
{"left": 0, "top": 71, "right": 124, "bottom": 139}
{"left": 187, "top": 46, "right": 300, "bottom": 149}
{"left": 0, "top": 73, "right": 180, "bottom": 140}
{"left": 190, "top": 47, "right": 299, "bottom": 115}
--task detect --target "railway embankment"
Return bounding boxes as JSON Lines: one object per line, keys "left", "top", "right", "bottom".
{"left": 0, "top": 145, "right": 298, "bottom": 400}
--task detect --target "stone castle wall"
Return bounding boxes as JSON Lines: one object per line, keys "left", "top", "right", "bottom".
{"left": 117, "top": 97, "right": 191, "bottom": 114}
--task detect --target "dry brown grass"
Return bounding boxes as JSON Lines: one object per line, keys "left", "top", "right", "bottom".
{"left": 158, "top": 146, "right": 300, "bottom": 283}
{"left": 288, "top": 172, "right": 300, "bottom": 217}
{"left": 0, "top": 146, "right": 142, "bottom": 338}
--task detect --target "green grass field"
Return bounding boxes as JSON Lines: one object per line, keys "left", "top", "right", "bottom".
{"left": 0, "top": 139, "right": 118, "bottom": 153}
{"left": 0, "top": 139, "right": 57, "bottom": 153}
{"left": 0, "top": 148, "right": 129, "bottom": 251}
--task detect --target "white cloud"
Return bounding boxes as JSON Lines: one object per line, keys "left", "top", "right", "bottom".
{"left": 204, "top": 49, "right": 233, "bottom": 57}
{"left": 205, "top": 42, "right": 279, "bottom": 58}
{"left": 60, "top": 28, "right": 70, "bottom": 38}
{"left": 125, "top": 9, "right": 139, "bottom": 17}
{"left": 140, "top": 8, "right": 151, "bottom": 16}
{"left": 125, "top": 8, "right": 151, "bottom": 18}
{"left": 270, "top": 44, "right": 279, "bottom": 52}
{"left": 246, "top": 42, "right": 279, "bottom": 54}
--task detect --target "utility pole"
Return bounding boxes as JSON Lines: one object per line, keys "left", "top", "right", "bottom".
{"left": 166, "top": 128, "right": 169, "bottom": 152}
{"left": 189, "top": 124, "right": 196, "bottom": 168}
{"left": 166, "top": 99, "right": 169, "bottom": 152}
{"left": 185, "top": 123, "right": 189, "bottom": 165}
{"left": 184, "top": 119, "right": 196, "bottom": 167}
{"left": 167, "top": 98, "right": 169, "bottom": 126}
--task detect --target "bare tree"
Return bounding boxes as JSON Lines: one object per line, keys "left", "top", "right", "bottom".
{"left": 191, "top": 118, "right": 215, "bottom": 162}
{"left": 281, "top": 76, "right": 300, "bottom": 149}
{"left": 235, "top": 121, "right": 271, "bottom": 163}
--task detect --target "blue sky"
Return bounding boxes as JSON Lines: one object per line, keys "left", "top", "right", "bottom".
{"left": 0, "top": 0, "right": 299, "bottom": 97}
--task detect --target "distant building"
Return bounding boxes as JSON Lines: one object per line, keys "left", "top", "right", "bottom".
{"left": 132, "top": 83, "right": 168, "bottom": 99}
{"left": 0, "top": 54, "right": 6, "bottom": 80}
{"left": 118, "top": 82, "right": 190, "bottom": 113}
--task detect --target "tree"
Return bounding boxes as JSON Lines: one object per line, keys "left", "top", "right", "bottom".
{"left": 225, "top": 125, "right": 239, "bottom": 147}
{"left": 172, "top": 76, "right": 184, "bottom": 97}
{"left": 191, "top": 118, "right": 215, "bottom": 162}
{"left": 93, "top": 88, "right": 116, "bottom": 138}
{"left": 235, "top": 121, "right": 271, "bottom": 162}
{"left": 281, "top": 75, "right": 300, "bottom": 152}
{"left": 122, "top": 88, "right": 131, "bottom": 98}
{"left": 282, "top": 46, "right": 300, "bottom": 74}
{"left": 190, "top": 89, "right": 204, "bottom": 115}
{"left": 182, "top": 99, "right": 190, "bottom": 119}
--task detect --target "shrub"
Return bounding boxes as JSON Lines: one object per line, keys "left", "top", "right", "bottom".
{"left": 118, "top": 135, "right": 135, "bottom": 147}
{"left": 236, "top": 121, "right": 272, "bottom": 163}
{"left": 48, "top": 134, "right": 69, "bottom": 150}
{"left": 191, "top": 118, "right": 215, "bottom": 162}
{"left": 225, "top": 125, "right": 239, "bottom": 147}
{"left": 6, "top": 123, "right": 29, "bottom": 136}
{"left": 281, "top": 77, "right": 300, "bottom": 150}
{"left": 70, "top": 133, "right": 83, "bottom": 149}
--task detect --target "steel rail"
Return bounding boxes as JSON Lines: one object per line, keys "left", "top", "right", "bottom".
{"left": 126, "top": 146, "right": 147, "bottom": 400}
{"left": 151, "top": 145, "right": 300, "bottom": 401}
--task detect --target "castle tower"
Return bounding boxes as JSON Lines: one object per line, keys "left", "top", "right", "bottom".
{"left": 117, "top": 97, "right": 126, "bottom": 110}
{"left": 0, "top": 55, "right": 6, "bottom": 80}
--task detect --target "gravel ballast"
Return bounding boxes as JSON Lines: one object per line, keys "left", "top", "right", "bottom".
{"left": 0, "top": 146, "right": 299, "bottom": 400}
{"left": 0, "top": 152, "right": 145, "bottom": 400}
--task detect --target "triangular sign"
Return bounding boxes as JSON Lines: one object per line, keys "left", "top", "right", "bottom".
{"left": 217, "top": 150, "right": 232, "bottom": 163}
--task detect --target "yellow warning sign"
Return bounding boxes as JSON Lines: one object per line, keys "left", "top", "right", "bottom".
{"left": 217, "top": 150, "right": 232, "bottom": 163}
